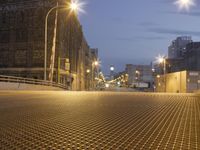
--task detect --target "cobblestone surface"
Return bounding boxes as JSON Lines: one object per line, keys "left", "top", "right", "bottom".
{"left": 0, "top": 91, "right": 199, "bottom": 149}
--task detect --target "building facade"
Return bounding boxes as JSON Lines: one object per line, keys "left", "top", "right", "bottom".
{"left": 0, "top": 0, "right": 95, "bottom": 90}
{"left": 185, "top": 42, "right": 200, "bottom": 71}
{"left": 165, "top": 42, "right": 200, "bottom": 74}
{"left": 155, "top": 71, "right": 200, "bottom": 93}
{"left": 168, "top": 36, "right": 192, "bottom": 59}
{"left": 125, "top": 64, "right": 153, "bottom": 87}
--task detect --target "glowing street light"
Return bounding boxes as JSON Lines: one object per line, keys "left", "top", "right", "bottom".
{"left": 110, "top": 66, "right": 115, "bottom": 71}
{"left": 156, "top": 55, "right": 167, "bottom": 92}
{"left": 44, "top": 1, "right": 83, "bottom": 81}
{"left": 156, "top": 55, "right": 165, "bottom": 64}
{"left": 68, "top": 0, "right": 86, "bottom": 15}
{"left": 135, "top": 70, "right": 140, "bottom": 74}
{"left": 158, "top": 57, "right": 165, "bottom": 64}
{"left": 157, "top": 75, "right": 161, "bottom": 78}
{"left": 70, "top": 1, "right": 79, "bottom": 12}
{"left": 86, "top": 69, "right": 91, "bottom": 74}
{"left": 94, "top": 61, "right": 99, "bottom": 66}
{"left": 174, "top": 0, "right": 195, "bottom": 11}
{"left": 105, "top": 83, "right": 110, "bottom": 88}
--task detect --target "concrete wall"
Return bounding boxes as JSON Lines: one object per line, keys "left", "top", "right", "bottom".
{"left": 165, "top": 71, "right": 186, "bottom": 93}
{"left": 156, "top": 71, "right": 200, "bottom": 93}
{"left": 0, "top": 82, "right": 64, "bottom": 91}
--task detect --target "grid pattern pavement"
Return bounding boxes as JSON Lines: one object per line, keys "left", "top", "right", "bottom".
{"left": 0, "top": 91, "right": 199, "bottom": 149}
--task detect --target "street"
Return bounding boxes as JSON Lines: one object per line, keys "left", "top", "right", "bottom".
{"left": 0, "top": 91, "right": 199, "bottom": 149}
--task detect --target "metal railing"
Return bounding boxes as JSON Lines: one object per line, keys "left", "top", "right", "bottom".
{"left": 0, "top": 75, "right": 68, "bottom": 90}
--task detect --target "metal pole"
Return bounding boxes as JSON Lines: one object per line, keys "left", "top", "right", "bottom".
{"left": 164, "top": 59, "right": 166, "bottom": 92}
{"left": 44, "top": 5, "right": 66, "bottom": 81}
{"left": 58, "top": 57, "right": 61, "bottom": 83}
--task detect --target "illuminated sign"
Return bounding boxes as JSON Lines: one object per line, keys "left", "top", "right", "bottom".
{"left": 189, "top": 72, "right": 199, "bottom": 76}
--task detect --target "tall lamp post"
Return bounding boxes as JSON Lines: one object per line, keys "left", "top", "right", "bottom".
{"left": 110, "top": 65, "right": 115, "bottom": 80}
{"left": 157, "top": 56, "right": 167, "bottom": 92}
{"left": 44, "top": 1, "right": 79, "bottom": 81}
{"left": 94, "top": 60, "right": 100, "bottom": 89}
{"left": 86, "top": 69, "right": 91, "bottom": 90}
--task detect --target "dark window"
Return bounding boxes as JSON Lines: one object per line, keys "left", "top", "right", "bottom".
{"left": 14, "top": 49, "right": 27, "bottom": 66}
{"left": 0, "top": 49, "right": 9, "bottom": 67}
{"left": 20, "top": 11, "right": 25, "bottom": 23}
{"left": 2, "top": 13, "right": 6, "bottom": 24}
{"left": 32, "top": 49, "right": 43, "bottom": 65}
{"left": 16, "top": 29, "right": 28, "bottom": 42}
{"left": 0, "top": 30, "right": 10, "bottom": 43}
{"left": 34, "top": 29, "right": 43, "bottom": 41}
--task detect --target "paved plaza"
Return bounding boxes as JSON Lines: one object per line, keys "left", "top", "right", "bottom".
{"left": 0, "top": 91, "right": 199, "bottom": 149}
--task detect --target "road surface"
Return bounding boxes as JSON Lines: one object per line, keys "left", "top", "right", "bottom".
{"left": 0, "top": 91, "right": 199, "bottom": 149}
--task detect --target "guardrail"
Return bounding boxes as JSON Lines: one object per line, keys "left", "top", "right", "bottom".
{"left": 0, "top": 75, "right": 68, "bottom": 90}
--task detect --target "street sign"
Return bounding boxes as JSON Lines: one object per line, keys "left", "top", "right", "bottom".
{"left": 65, "top": 59, "right": 70, "bottom": 71}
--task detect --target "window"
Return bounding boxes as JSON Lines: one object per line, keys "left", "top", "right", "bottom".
{"left": 0, "top": 30, "right": 10, "bottom": 43}
{"left": 20, "top": 11, "right": 25, "bottom": 23}
{"left": 14, "top": 49, "right": 27, "bottom": 66}
{"left": 32, "top": 49, "right": 43, "bottom": 65}
{"left": 16, "top": 29, "right": 28, "bottom": 42}
{"left": 2, "top": 13, "right": 6, "bottom": 24}
{"left": 0, "top": 49, "right": 9, "bottom": 67}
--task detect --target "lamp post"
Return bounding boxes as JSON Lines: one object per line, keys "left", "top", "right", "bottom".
{"left": 135, "top": 70, "right": 140, "bottom": 88}
{"left": 157, "top": 56, "right": 166, "bottom": 92}
{"left": 86, "top": 69, "right": 91, "bottom": 90}
{"left": 94, "top": 61, "right": 99, "bottom": 90}
{"left": 44, "top": 2, "right": 80, "bottom": 81}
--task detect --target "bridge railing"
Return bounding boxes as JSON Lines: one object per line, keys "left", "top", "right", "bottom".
{"left": 0, "top": 75, "right": 68, "bottom": 90}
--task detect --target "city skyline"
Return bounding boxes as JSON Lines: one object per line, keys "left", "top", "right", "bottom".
{"left": 0, "top": 1, "right": 200, "bottom": 149}
{"left": 80, "top": 0, "right": 200, "bottom": 73}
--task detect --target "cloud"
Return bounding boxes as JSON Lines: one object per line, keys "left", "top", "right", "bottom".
{"left": 115, "top": 36, "right": 167, "bottom": 42}
{"left": 166, "top": 11, "right": 200, "bottom": 17}
{"left": 138, "top": 22, "right": 159, "bottom": 27}
{"left": 148, "top": 28, "right": 200, "bottom": 37}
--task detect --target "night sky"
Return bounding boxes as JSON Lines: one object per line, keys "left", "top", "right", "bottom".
{"left": 80, "top": 0, "right": 200, "bottom": 73}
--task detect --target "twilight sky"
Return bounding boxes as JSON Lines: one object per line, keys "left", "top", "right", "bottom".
{"left": 80, "top": 0, "right": 200, "bottom": 73}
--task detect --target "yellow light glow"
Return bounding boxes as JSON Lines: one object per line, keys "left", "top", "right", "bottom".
{"left": 68, "top": 0, "right": 86, "bottom": 15}
{"left": 105, "top": 84, "right": 110, "bottom": 88}
{"left": 156, "top": 55, "right": 165, "bottom": 64}
{"left": 135, "top": 70, "right": 140, "bottom": 74}
{"left": 174, "top": 0, "right": 195, "bottom": 11}
{"left": 110, "top": 67, "right": 114, "bottom": 71}
{"left": 94, "top": 61, "right": 99, "bottom": 66}
{"left": 70, "top": 2, "right": 78, "bottom": 11}
{"left": 86, "top": 69, "right": 90, "bottom": 73}
{"left": 157, "top": 75, "right": 161, "bottom": 78}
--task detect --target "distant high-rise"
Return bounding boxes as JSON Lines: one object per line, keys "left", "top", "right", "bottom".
{"left": 185, "top": 42, "right": 200, "bottom": 71}
{"left": 168, "top": 36, "right": 192, "bottom": 59}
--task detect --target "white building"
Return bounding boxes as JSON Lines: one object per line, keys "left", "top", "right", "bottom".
{"left": 125, "top": 64, "right": 153, "bottom": 87}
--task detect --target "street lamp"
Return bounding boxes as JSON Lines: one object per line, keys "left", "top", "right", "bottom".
{"left": 156, "top": 55, "right": 167, "bottom": 92}
{"left": 86, "top": 69, "right": 91, "bottom": 74}
{"left": 94, "top": 60, "right": 100, "bottom": 84}
{"left": 110, "top": 66, "right": 115, "bottom": 71}
{"left": 94, "top": 61, "right": 99, "bottom": 67}
{"left": 44, "top": 1, "right": 80, "bottom": 81}
{"left": 174, "top": 0, "right": 195, "bottom": 11}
